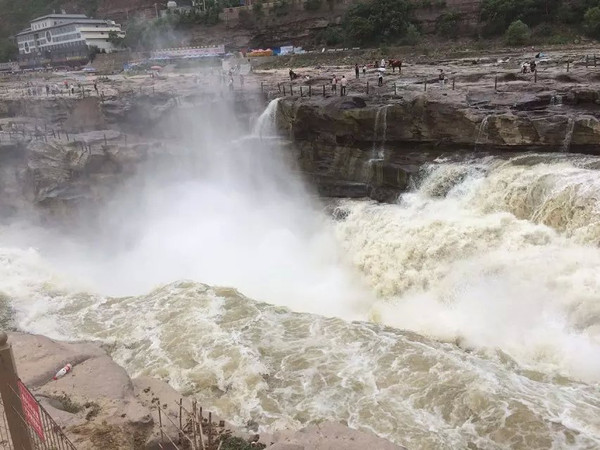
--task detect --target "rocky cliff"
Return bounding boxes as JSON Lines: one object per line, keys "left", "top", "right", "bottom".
{"left": 275, "top": 84, "right": 600, "bottom": 201}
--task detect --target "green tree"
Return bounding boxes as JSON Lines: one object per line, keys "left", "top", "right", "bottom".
{"left": 401, "top": 23, "right": 421, "bottom": 45}
{"left": 107, "top": 30, "right": 124, "bottom": 47}
{"left": 436, "top": 11, "right": 462, "bottom": 39}
{"left": 252, "top": 1, "right": 264, "bottom": 16}
{"left": 481, "top": 0, "right": 562, "bottom": 36}
{"left": 342, "top": 0, "right": 415, "bottom": 45}
{"left": 505, "top": 19, "right": 531, "bottom": 45}
{"left": 584, "top": 6, "right": 600, "bottom": 38}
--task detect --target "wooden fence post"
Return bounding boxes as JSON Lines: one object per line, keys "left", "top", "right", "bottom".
{"left": 452, "top": 78, "right": 455, "bottom": 90}
{"left": 567, "top": 61, "right": 570, "bottom": 72}
{"left": 394, "top": 83, "right": 397, "bottom": 96}
{"left": 494, "top": 76, "right": 498, "bottom": 91}
{"left": 309, "top": 85, "right": 312, "bottom": 97}
{"left": 367, "top": 81, "right": 369, "bottom": 94}
{"left": 534, "top": 70, "right": 537, "bottom": 83}
{"left": 290, "top": 84, "right": 293, "bottom": 96}
{"left": 283, "top": 85, "right": 286, "bottom": 96}
{"left": 300, "top": 86, "right": 303, "bottom": 97}
{"left": 424, "top": 79, "right": 427, "bottom": 92}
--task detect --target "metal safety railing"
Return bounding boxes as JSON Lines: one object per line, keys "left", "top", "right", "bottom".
{"left": 0, "top": 332, "right": 77, "bottom": 450}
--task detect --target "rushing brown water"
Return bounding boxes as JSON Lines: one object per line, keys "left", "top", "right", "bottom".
{"left": 1, "top": 100, "right": 600, "bottom": 449}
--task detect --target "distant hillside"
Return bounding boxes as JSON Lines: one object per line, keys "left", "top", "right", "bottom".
{"left": 0, "top": 0, "right": 597, "bottom": 62}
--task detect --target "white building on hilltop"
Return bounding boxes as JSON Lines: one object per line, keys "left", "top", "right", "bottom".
{"left": 16, "top": 12, "right": 125, "bottom": 67}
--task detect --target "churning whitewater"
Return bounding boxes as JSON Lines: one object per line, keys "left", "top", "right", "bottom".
{"left": 1, "top": 100, "right": 600, "bottom": 449}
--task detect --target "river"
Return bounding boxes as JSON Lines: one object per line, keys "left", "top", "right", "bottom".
{"left": 0, "top": 99, "right": 599, "bottom": 449}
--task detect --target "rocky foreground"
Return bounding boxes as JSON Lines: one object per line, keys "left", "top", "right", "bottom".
{"left": 11, "top": 332, "right": 404, "bottom": 449}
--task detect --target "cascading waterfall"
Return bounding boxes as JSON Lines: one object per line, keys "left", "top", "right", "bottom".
{"left": 253, "top": 98, "right": 281, "bottom": 137}
{"left": 474, "top": 115, "right": 491, "bottom": 150}
{"left": 3, "top": 102, "right": 600, "bottom": 449}
{"left": 562, "top": 116, "right": 575, "bottom": 153}
{"left": 369, "top": 105, "right": 390, "bottom": 162}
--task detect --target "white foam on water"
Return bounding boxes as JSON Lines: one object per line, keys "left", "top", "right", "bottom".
{"left": 2, "top": 100, "right": 600, "bottom": 448}
{"left": 334, "top": 156, "right": 600, "bottom": 383}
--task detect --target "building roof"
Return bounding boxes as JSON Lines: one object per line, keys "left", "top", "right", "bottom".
{"left": 31, "top": 14, "right": 87, "bottom": 22}
{"left": 16, "top": 19, "right": 118, "bottom": 37}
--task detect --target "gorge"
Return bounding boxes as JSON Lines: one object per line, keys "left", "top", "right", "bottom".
{"left": 2, "top": 54, "right": 600, "bottom": 449}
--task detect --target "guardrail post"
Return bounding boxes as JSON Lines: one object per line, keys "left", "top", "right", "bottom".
{"left": 0, "top": 332, "right": 34, "bottom": 450}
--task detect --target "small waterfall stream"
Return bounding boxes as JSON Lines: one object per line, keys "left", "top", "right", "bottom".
{"left": 562, "top": 116, "right": 575, "bottom": 153}
{"left": 253, "top": 98, "right": 281, "bottom": 137}
{"left": 475, "top": 115, "right": 491, "bottom": 151}
{"left": 369, "top": 105, "right": 390, "bottom": 162}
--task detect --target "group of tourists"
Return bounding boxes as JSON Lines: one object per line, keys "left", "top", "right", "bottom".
{"left": 330, "top": 74, "right": 348, "bottom": 96}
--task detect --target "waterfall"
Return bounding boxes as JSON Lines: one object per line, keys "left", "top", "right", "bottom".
{"left": 475, "top": 115, "right": 491, "bottom": 151}
{"left": 253, "top": 98, "right": 281, "bottom": 137}
{"left": 562, "top": 117, "right": 575, "bottom": 153}
{"left": 370, "top": 105, "right": 390, "bottom": 162}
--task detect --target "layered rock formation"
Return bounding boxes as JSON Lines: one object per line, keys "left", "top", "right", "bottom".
{"left": 275, "top": 83, "right": 600, "bottom": 201}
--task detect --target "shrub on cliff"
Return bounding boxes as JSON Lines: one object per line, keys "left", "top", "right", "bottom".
{"left": 481, "top": 0, "right": 561, "bottom": 36}
{"left": 342, "top": 0, "right": 415, "bottom": 45}
{"left": 505, "top": 20, "right": 531, "bottom": 45}
{"left": 436, "top": 11, "right": 462, "bottom": 39}
{"left": 584, "top": 7, "right": 600, "bottom": 39}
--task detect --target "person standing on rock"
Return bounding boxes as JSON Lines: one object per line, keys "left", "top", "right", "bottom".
{"left": 439, "top": 69, "right": 446, "bottom": 87}
{"left": 341, "top": 75, "right": 347, "bottom": 96}
{"left": 355, "top": 64, "right": 360, "bottom": 79}
{"left": 378, "top": 71, "right": 383, "bottom": 87}
{"left": 331, "top": 75, "right": 337, "bottom": 93}
{"left": 530, "top": 60, "right": 537, "bottom": 73}
{"left": 363, "top": 65, "right": 367, "bottom": 76}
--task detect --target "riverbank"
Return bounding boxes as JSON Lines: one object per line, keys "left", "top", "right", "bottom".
{"left": 10, "top": 331, "right": 405, "bottom": 449}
